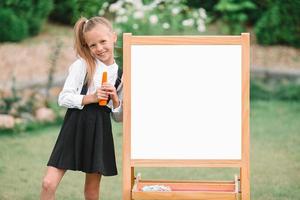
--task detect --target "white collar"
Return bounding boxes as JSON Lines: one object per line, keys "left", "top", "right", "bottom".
{"left": 96, "top": 58, "right": 118, "bottom": 68}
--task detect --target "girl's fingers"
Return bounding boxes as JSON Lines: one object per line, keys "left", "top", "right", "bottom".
{"left": 102, "top": 87, "right": 113, "bottom": 92}
{"left": 101, "top": 84, "right": 115, "bottom": 91}
{"left": 96, "top": 91, "right": 109, "bottom": 100}
{"left": 97, "top": 95, "right": 108, "bottom": 100}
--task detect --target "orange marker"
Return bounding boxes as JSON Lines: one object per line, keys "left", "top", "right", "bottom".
{"left": 99, "top": 71, "right": 107, "bottom": 106}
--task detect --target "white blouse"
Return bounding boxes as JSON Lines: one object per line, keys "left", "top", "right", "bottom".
{"left": 58, "top": 58, "right": 123, "bottom": 121}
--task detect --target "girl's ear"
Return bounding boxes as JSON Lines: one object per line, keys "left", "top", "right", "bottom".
{"left": 113, "top": 31, "right": 117, "bottom": 44}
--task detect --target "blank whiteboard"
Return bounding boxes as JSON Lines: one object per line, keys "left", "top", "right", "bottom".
{"left": 130, "top": 45, "right": 242, "bottom": 160}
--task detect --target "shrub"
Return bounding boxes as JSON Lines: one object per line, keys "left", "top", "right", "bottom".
{"left": 250, "top": 79, "right": 273, "bottom": 100}
{"left": 49, "top": 0, "right": 79, "bottom": 25}
{"left": 0, "top": 0, "right": 53, "bottom": 42}
{"left": 0, "top": 8, "right": 28, "bottom": 42}
{"left": 214, "top": 0, "right": 256, "bottom": 35}
{"left": 254, "top": 0, "right": 300, "bottom": 47}
{"left": 275, "top": 83, "right": 300, "bottom": 101}
{"left": 49, "top": 0, "right": 116, "bottom": 25}
{"left": 185, "top": 0, "right": 219, "bottom": 22}
{"left": 245, "top": 0, "right": 270, "bottom": 25}
{"left": 250, "top": 78, "right": 300, "bottom": 101}
{"left": 26, "top": 0, "right": 54, "bottom": 36}
{"left": 108, "top": 0, "right": 207, "bottom": 35}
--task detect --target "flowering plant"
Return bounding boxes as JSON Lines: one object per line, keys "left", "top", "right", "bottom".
{"left": 100, "top": 0, "right": 207, "bottom": 35}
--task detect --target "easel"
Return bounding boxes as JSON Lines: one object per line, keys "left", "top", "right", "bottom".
{"left": 122, "top": 33, "right": 250, "bottom": 200}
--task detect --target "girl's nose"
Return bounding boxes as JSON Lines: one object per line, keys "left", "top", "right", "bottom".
{"left": 96, "top": 44, "right": 103, "bottom": 52}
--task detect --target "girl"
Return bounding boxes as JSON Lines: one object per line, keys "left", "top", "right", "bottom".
{"left": 40, "top": 16, "right": 123, "bottom": 200}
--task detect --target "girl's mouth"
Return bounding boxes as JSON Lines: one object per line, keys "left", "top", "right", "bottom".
{"left": 98, "top": 51, "right": 107, "bottom": 56}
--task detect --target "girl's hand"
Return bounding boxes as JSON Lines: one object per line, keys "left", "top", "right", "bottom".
{"left": 102, "top": 83, "right": 120, "bottom": 108}
{"left": 95, "top": 86, "right": 109, "bottom": 101}
{"left": 102, "top": 83, "right": 118, "bottom": 102}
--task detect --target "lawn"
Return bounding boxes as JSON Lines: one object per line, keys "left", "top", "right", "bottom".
{"left": 0, "top": 100, "right": 299, "bottom": 200}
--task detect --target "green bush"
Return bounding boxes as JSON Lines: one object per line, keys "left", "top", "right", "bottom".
{"left": 49, "top": 0, "right": 116, "bottom": 25}
{"left": 186, "top": 0, "right": 218, "bottom": 10}
{"left": 49, "top": 0, "right": 79, "bottom": 25}
{"left": 110, "top": 0, "right": 207, "bottom": 35}
{"left": 214, "top": 0, "right": 256, "bottom": 35}
{"left": 26, "top": 0, "right": 54, "bottom": 36}
{"left": 251, "top": 78, "right": 300, "bottom": 101}
{"left": 254, "top": 0, "right": 300, "bottom": 47}
{"left": 245, "top": 0, "right": 270, "bottom": 25}
{"left": 250, "top": 79, "right": 273, "bottom": 100}
{"left": 275, "top": 83, "right": 300, "bottom": 101}
{"left": 0, "top": 0, "right": 53, "bottom": 42}
{"left": 0, "top": 9, "right": 28, "bottom": 42}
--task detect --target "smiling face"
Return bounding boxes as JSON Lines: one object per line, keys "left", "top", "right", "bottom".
{"left": 84, "top": 24, "right": 117, "bottom": 65}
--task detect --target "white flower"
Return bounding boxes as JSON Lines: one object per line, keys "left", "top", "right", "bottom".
{"left": 109, "top": 1, "right": 123, "bottom": 13}
{"left": 117, "top": 8, "right": 126, "bottom": 15}
{"left": 115, "top": 16, "right": 122, "bottom": 23}
{"left": 122, "top": 16, "right": 128, "bottom": 23}
{"left": 102, "top": 2, "right": 109, "bottom": 9}
{"left": 197, "top": 18, "right": 204, "bottom": 25}
{"left": 149, "top": 15, "right": 158, "bottom": 24}
{"left": 198, "top": 8, "right": 207, "bottom": 19}
{"left": 115, "top": 15, "right": 128, "bottom": 23}
{"left": 132, "top": 23, "right": 139, "bottom": 30}
{"left": 144, "top": 0, "right": 164, "bottom": 11}
{"left": 133, "top": 10, "right": 144, "bottom": 19}
{"left": 192, "top": 11, "right": 198, "bottom": 18}
{"left": 197, "top": 24, "right": 205, "bottom": 32}
{"left": 98, "top": 9, "right": 105, "bottom": 16}
{"left": 172, "top": 7, "right": 181, "bottom": 15}
{"left": 115, "top": 28, "right": 122, "bottom": 34}
{"left": 131, "top": 0, "right": 143, "bottom": 9}
{"left": 196, "top": 17, "right": 206, "bottom": 32}
{"left": 182, "top": 19, "right": 194, "bottom": 27}
{"left": 162, "top": 22, "right": 170, "bottom": 29}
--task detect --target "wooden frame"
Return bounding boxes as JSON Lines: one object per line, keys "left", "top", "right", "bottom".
{"left": 123, "top": 33, "right": 250, "bottom": 200}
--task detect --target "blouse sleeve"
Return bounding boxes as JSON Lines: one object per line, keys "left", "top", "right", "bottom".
{"left": 58, "top": 59, "right": 86, "bottom": 110}
{"left": 111, "top": 82, "right": 123, "bottom": 122}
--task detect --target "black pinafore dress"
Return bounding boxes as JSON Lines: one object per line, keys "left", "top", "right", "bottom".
{"left": 47, "top": 77, "right": 119, "bottom": 176}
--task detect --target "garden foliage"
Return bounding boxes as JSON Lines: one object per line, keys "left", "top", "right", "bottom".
{"left": 0, "top": 0, "right": 53, "bottom": 42}
{"left": 213, "top": 0, "right": 256, "bottom": 35}
{"left": 107, "top": 0, "right": 207, "bottom": 35}
{"left": 254, "top": 0, "right": 300, "bottom": 47}
{"left": 49, "top": 0, "right": 116, "bottom": 25}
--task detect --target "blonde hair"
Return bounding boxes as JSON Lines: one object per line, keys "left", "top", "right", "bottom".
{"left": 74, "top": 16, "right": 114, "bottom": 86}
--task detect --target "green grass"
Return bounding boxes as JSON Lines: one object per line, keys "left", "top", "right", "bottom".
{"left": 0, "top": 100, "right": 300, "bottom": 199}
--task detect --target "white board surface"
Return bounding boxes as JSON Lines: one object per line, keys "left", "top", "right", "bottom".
{"left": 131, "top": 45, "right": 242, "bottom": 160}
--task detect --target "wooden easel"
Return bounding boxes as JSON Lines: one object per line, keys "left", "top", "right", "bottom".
{"left": 122, "top": 33, "right": 250, "bottom": 200}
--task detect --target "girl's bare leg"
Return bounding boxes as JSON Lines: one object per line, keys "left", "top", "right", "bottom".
{"left": 84, "top": 173, "right": 102, "bottom": 200}
{"left": 40, "top": 166, "right": 66, "bottom": 200}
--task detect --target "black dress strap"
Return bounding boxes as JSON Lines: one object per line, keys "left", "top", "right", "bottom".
{"left": 107, "top": 68, "right": 123, "bottom": 103}
{"left": 114, "top": 68, "right": 123, "bottom": 90}
{"left": 80, "top": 73, "right": 88, "bottom": 95}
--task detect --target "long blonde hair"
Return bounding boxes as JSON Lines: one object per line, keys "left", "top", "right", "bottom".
{"left": 74, "top": 16, "right": 114, "bottom": 86}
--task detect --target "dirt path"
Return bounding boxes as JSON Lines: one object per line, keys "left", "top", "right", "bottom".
{"left": 0, "top": 23, "right": 299, "bottom": 90}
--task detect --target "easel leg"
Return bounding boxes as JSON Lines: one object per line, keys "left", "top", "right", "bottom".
{"left": 131, "top": 167, "right": 135, "bottom": 188}
{"left": 123, "top": 165, "right": 132, "bottom": 200}
{"left": 240, "top": 167, "right": 250, "bottom": 200}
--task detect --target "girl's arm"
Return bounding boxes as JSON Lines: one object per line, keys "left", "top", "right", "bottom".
{"left": 103, "top": 83, "right": 123, "bottom": 122}
{"left": 58, "top": 59, "right": 86, "bottom": 109}
{"left": 81, "top": 93, "right": 97, "bottom": 105}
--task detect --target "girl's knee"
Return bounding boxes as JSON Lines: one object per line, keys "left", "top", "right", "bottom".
{"left": 84, "top": 188, "right": 99, "bottom": 200}
{"left": 41, "top": 178, "right": 57, "bottom": 193}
